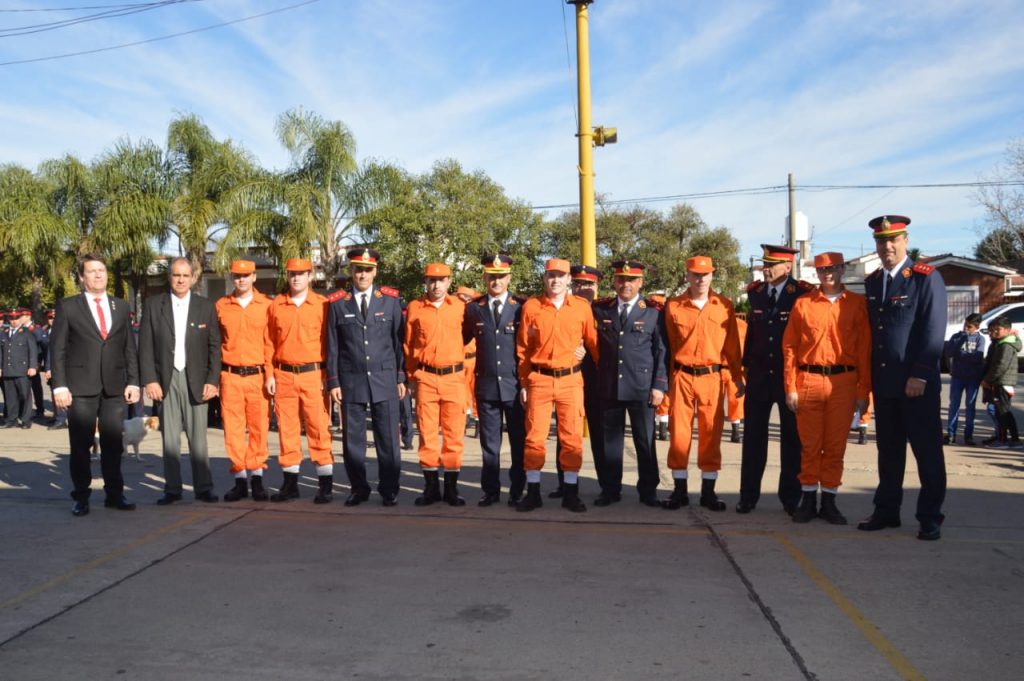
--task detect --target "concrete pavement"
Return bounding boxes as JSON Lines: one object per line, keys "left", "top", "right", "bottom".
{"left": 0, "top": 380, "right": 1022, "bottom": 680}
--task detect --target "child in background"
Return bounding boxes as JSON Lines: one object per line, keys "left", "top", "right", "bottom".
{"left": 944, "top": 313, "right": 986, "bottom": 446}
{"left": 981, "top": 316, "right": 1021, "bottom": 449}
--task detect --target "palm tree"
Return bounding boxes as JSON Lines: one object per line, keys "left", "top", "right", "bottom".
{"left": 166, "top": 113, "right": 256, "bottom": 285}
{"left": 0, "top": 163, "right": 75, "bottom": 310}
{"left": 38, "top": 154, "right": 102, "bottom": 255}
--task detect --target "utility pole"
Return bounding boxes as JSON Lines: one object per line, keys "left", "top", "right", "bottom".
{"left": 568, "top": 0, "right": 615, "bottom": 267}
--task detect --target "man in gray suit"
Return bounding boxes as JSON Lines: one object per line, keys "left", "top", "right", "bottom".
{"left": 139, "top": 257, "right": 222, "bottom": 504}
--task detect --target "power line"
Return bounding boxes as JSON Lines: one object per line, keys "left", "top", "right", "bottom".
{"left": 531, "top": 180, "right": 1024, "bottom": 211}
{"left": 0, "top": 1, "right": 196, "bottom": 39}
{"left": 0, "top": 0, "right": 319, "bottom": 66}
{"left": 0, "top": 2, "right": 167, "bottom": 11}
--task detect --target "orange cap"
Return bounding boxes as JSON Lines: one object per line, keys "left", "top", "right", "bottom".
{"left": 813, "top": 252, "right": 845, "bottom": 268}
{"left": 424, "top": 263, "right": 451, "bottom": 277}
{"left": 545, "top": 258, "right": 571, "bottom": 273}
{"left": 285, "top": 258, "right": 312, "bottom": 272}
{"left": 230, "top": 259, "right": 255, "bottom": 274}
{"left": 686, "top": 255, "right": 714, "bottom": 274}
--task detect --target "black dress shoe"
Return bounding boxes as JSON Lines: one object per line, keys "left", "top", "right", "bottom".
{"left": 507, "top": 495, "right": 522, "bottom": 508}
{"left": 593, "top": 492, "right": 621, "bottom": 507}
{"left": 783, "top": 503, "right": 797, "bottom": 516}
{"left": 735, "top": 500, "right": 756, "bottom": 514}
{"left": 103, "top": 497, "right": 136, "bottom": 511}
{"left": 638, "top": 494, "right": 661, "bottom": 507}
{"left": 477, "top": 493, "right": 501, "bottom": 507}
{"left": 195, "top": 491, "right": 219, "bottom": 503}
{"left": 547, "top": 485, "right": 565, "bottom": 499}
{"left": 71, "top": 501, "right": 90, "bottom": 517}
{"left": 917, "top": 521, "right": 941, "bottom": 541}
{"left": 156, "top": 493, "right": 183, "bottom": 506}
{"left": 381, "top": 493, "right": 398, "bottom": 507}
{"left": 344, "top": 491, "right": 370, "bottom": 506}
{"left": 856, "top": 514, "right": 901, "bottom": 531}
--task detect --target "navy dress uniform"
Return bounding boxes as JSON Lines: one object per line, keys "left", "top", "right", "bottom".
{"left": 31, "top": 318, "right": 51, "bottom": 419}
{"left": 326, "top": 248, "right": 406, "bottom": 506}
{"left": 857, "top": 216, "right": 948, "bottom": 540}
{"left": 592, "top": 260, "right": 668, "bottom": 506}
{"left": 1, "top": 309, "right": 39, "bottom": 428}
{"left": 463, "top": 254, "right": 527, "bottom": 506}
{"left": 738, "top": 245, "right": 812, "bottom": 514}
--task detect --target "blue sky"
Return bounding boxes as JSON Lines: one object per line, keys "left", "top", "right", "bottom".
{"left": 2, "top": 0, "right": 1023, "bottom": 263}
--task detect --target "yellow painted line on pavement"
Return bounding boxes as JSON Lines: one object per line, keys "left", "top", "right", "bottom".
{"left": 776, "top": 534, "right": 926, "bottom": 681}
{"left": 0, "top": 512, "right": 204, "bottom": 612}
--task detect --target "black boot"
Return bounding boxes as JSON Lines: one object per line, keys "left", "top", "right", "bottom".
{"left": 516, "top": 482, "right": 543, "bottom": 512}
{"left": 548, "top": 471, "right": 565, "bottom": 499}
{"left": 857, "top": 427, "right": 867, "bottom": 445}
{"left": 730, "top": 422, "right": 741, "bottom": 443}
{"left": 699, "top": 478, "right": 726, "bottom": 511}
{"left": 443, "top": 472, "right": 466, "bottom": 507}
{"left": 817, "top": 491, "right": 847, "bottom": 525}
{"left": 414, "top": 471, "right": 442, "bottom": 506}
{"left": 656, "top": 421, "right": 668, "bottom": 441}
{"left": 561, "top": 483, "right": 587, "bottom": 512}
{"left": 314, "top": 475, "right": 333, "bottom": 504}
{"left": 792, "top": 490, "right": 818, "bottom": 523}
{"left": 223, "top": 478, "right": 248, "bottom": 502}
{"left": 250, "top": 475, "right": 269, "bottom": 501}
{"left": 661, "top": 478, "right": 689, "bottom": 510}
{"left": 270, "top": 472, "right": 300, "bottom": 502}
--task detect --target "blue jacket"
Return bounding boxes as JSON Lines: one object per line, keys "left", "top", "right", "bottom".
{"left": 865, "top": 259, "right": 948, "bottom": 398}
{"left": 944, "top": 330, "right": 986, "bottom": 381}
{"left": 743, "top": 277, "right": 813, "bottom": 399}
{"left": 591, "top": 296, "right": 668, "bottom": 402}
{"left": 326, "top": 286, "right": 406, "bottom": 404}
{"left": 463, "top": 293, "right": 524, "bottom": 403}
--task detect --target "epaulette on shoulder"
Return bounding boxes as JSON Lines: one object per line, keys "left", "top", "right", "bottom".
{"left": 912, "top": 263, "right": 935, "bottom": 276}
{"left": 509, "top": 295, "right": 525, "bottom": 305}
{"left": 327, "top": 290, "right": 351, "bottom": 303}
{"left": 644, "top": 297, "right": 664, "bottom": 311}
{"left": 797, "top": 280, "right": 814, "bottom": 290}
{"left": 594, "top": 296, "right": 616, "bottom": 307}
{"left": 746, "top": 280, "right": 764, "bottom": 293}
{"left": 378, "top": 285, "right": 400, "bottom": 298}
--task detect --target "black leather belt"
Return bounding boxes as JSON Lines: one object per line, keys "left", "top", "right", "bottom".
{"left": 421, "top": 362, "right": 464, "bottom": 376}
{"left": 535, "top": 364, "right": 582, "bottom": 378}
{"left": 275, "top": 361, "right": 324, "bottom": 374}
{"left": 464, "top": 352, "right": 476, "bottom": 359}
{"left": 675, "top": 363, "right": 721, "bottom": 376}
{"left": 223, "top": 364, "right": 263, "bottom": 376}
{"left": 799, "top": 364, "right": 855, "bottom": 376}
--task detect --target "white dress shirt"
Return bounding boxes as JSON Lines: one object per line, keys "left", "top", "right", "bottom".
{"left": 171, "top": 291, "right": 190, "bottom": 371}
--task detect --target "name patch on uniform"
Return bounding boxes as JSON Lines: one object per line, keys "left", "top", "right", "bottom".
{"left": 344, "top": 313, "right": 355, "bottom": 318}
{"left": 633, "top": 320, "right": 645, "bottom": 331}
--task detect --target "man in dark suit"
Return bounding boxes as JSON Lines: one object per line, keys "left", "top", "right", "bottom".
{"left": 591, "top": 261, "right": 667, "bottom": 507}
{"left": 326, "top": 247, "right": 406, "bottom": 506}
{"left": 139, "top": 257, "right": 222, "bottom": 505}
{"left": 857, "top": 215, "right": 948, "bottom": 541}
{"left": 1, "top": 308, "right": 38, "bottom": 429}
{"left": 463, "top": 253, "right": 527, "bottom": 506}
{"left": 737, "top": 245, "right": 812, "bottom": 515}
{"left": 50, "top": 254, "right": 141, "bottom": 516}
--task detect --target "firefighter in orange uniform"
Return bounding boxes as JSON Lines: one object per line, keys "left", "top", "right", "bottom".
{"left": 405, "top": 264, "right": 469, "bottom": 506}
{"left": 661, "top": 255, "right": 744, "bottom": 511}
{"left": 516, "top": 258, "right": 598, "bottom": 512}
{"left": 782, "top": 252, "right": 871, "bottom": 524}
{"left": 217, "top": 260, "right": 273, "bottom": 501}
{"left": 455, "top": 286, "right": 479, "bottom": 433}
{"left": 722, "top": 315, "right": 747, "bottom": 443}
{"left": 263, "top": 258, "right": 334, "bottom": 504}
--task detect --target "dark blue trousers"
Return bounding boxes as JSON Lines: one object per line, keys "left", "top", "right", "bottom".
{"left": 477, "top": 398, "right": 526, "bottom": 498}
{"left": 739, "top": 394, "right": 802, "bottom": 510}
{"left": 341, "top": 398, "right": 401, "bottom": 498}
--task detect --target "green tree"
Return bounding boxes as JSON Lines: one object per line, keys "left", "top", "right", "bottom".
{"left": 38, "top": 154, "right": 102, "bottom": 255}
{"left": 354, "top": 159, "right": 547, "bottom": 298}
{"left": 0, "top": 164, "right": 73, "bottom": 310}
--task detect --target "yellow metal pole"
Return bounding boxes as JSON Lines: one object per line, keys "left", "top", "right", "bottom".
{"left": 574, "top": 1, "right": 597, "bottom": 267}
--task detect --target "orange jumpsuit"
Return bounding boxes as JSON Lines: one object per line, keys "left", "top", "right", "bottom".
{"left": 782, "top": 288, "right": 871, "bottom": 489}
{"left": 663, "top": 291, "right": 743, "bottom": 472}
{"left": 722, "top": 317, "right": 747, "bottom": 423}
{"left": 517, "top": 294, "right": 598, "bottom": 472}
{"left": 264, "top": 291, "right": 333, "bottom": 469}
{"left": 404, "top": 294, "right": 468, "bottom": 470}
{"left": 216, "top": 291, "right": 272, "bottom": 473}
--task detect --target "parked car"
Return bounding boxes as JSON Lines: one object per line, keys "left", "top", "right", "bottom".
{"left": 943, "top": 302, "right": 1024, "bottom": 372}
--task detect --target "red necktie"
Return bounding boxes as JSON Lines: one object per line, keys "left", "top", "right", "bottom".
{"left": 94, "top": 297, "right": 108, "bottom": 340}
